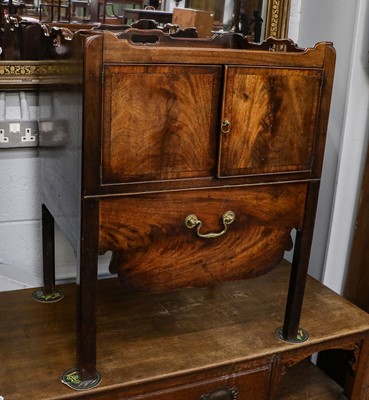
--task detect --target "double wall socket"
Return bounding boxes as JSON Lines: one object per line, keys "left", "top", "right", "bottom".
{"left": 0, "top": 120, "right": 39, "bottom": 148}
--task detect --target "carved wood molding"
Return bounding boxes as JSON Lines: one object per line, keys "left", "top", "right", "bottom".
{"left": 264, "top": 0, "right": 291, "bottom": 39}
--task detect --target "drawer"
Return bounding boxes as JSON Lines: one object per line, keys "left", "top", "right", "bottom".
{"left": 128, "top": 366, "right": 271, "bottom": 400}
{"left": 99, "top": 183, "right": 307, "bottom": 292}
{"left": 92, "top": 364, "right": 272, "bottom": 400}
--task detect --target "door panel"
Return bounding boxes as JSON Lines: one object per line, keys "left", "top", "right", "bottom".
{"left": 218, "top": 67, "right": 323, "bottom": 177}
{"left": 102, "top": 64, "right": 221, "bottom": 184}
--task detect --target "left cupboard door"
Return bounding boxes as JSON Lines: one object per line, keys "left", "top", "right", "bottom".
{"left": 101, "top": 64, "right": 222, "bottom": 185}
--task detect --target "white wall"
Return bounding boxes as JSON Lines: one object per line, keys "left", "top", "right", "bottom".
{"left": 0, "top": 92, "right": 42, "bottom": 291}
{"left": 320, "top": 0, "right": 369, "bottom": 293}
{"left": 0, "top": 149, "right": 42, "bottom": 290}
{"left": 0, "top": 144, "right": 110, "bottom": 291}
{"left": 295, "top": 0, "right": 369, "bottom": 292}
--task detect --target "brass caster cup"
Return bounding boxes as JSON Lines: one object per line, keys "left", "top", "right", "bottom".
{"left": 61, "top": 368, "right": 101, "bottom": 390}
{"left": 275, "top": 327, "right": 309, "bottom": 344}
{"left": 32, "top": 288, "right": 64, "bottom": 303}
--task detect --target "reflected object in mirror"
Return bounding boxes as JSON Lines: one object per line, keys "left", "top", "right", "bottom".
{"left": 184, "top": 0, "right": 290, "bottom": 40}
{"left": 186, "top": 0, "right": 265, "bottom": 42}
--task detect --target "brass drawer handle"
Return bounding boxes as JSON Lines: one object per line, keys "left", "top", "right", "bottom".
{"left": 185, "top": 211, "right": 235, "bottom": 239}
{"left": 221, "top": 119, "right": 231, "bottom": 134}
{"left": 200, "top": 386, "right": 239, "bottom": 400}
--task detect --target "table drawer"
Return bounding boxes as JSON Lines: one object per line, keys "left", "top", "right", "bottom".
{"left": 128, "top": 366, "right": 271, "bottom": 400}
{"left": 99, "top": 183, "right": 307, "bottom": 292}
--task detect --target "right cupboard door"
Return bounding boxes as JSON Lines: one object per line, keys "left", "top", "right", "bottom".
{"left": 218, "top": 66, "right": 324, "bottom": 178}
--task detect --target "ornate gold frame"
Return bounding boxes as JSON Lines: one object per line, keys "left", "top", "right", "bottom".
{"left": 185, "top": 0, "right": 291, "bottom": 39}
{"left": 264, "top": 0, "right": 291, "bottom": 39}
{"left": 0, "top": 60, "right": 80, "bottom": 89}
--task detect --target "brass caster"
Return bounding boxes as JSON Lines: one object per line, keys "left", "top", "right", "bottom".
{"left": 32, "top": 288, "right": 64, "bottom": 303}
{"left": 61, "top": 368, "right": 101, "bottom": 390}
{"left": 275, "top": 327, "right": 309, "bottom": 344}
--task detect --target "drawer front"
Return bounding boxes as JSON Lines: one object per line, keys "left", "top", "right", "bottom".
{"left": 101, "top": 64, "right": 221, "bottom": 184}
{"left": 218, "top": 66, "right": 323, "bottom": 177}
{"left": 129, "top": 367, "right": 271, "bottom": 400}
{"left": 99, "top": 183, "right": 307, "bottom": 292}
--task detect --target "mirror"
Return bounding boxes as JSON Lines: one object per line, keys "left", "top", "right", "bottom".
{"left": 183, "top": 0, "right": 291, "bottom": 41}
{"left": 0, "top": 0, "right": 291, "bottom": 89}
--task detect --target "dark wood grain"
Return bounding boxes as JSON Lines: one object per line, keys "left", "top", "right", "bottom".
{"left": 76, "top": 198, "right": 100, "bottom": 380}
{"left": 103, "top": 32, "right": 332, "bottom": 69}
{"left": 82, "top": 33, "right": 103, "bottom": 196}
{"left": 218, "top": 67, "right": 323, "bottom": 177}
{"left": 277, "top": 360, "right": 348, "bottom": 399}
{"left": 99, "top": 183, "right": 307, "bottom": 292}
{"left": 102, "top": 64, "right": 221, "bottom": 184}
{"left": 41, "top": 204, "right": 56, "bottom": 295}
{"left": 1, "top": 262, "right": 369, "bottom": 399}
{"left": 344, "top": 142, "right": 369, "bottom": 312}
{"left": 282, "top": 181, "right": 320, "bottom": 340}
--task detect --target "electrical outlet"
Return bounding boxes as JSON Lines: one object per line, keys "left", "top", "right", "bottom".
{"left": 0, "top": 129, "right": 9, "bottom": 144}
{"left": 0, "top": 120, "right": 39, "bottom": 148}
{"left": 22, "top": 127, "right": 36, "bottom": 143}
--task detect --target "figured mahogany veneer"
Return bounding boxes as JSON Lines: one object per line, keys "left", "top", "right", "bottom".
{"left": 102, "top": 64, "right": 221, "bottom": 183}
{"left": 99, "top": 184, "right": 307, "bottom": 291}
{"left": 38, "top": 30, "right": 336, "bottom": 387}
{"left": 218, "top": 67, "right": 323, "bottom": 177}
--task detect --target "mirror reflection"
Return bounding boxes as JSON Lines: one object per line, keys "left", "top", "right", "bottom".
{"left": 0, "top": 0, "right": 290, "bottom": 64}
{"left": 184, "top": 0, "right": 265, "bottom": 41}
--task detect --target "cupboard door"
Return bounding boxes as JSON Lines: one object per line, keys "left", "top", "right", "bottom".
{"left": 101, "top": 64, "right": 221, "bottom": 184}
{"left": 218, "top": 66, "right": 323, "bottom": 177}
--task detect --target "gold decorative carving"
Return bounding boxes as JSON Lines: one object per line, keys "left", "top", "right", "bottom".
{"left": 264, "top": 0, "right": 291, "bottom": 39}
{"left": 0, "top": 62, "right": 77, "bottom": 77}
{"left": 0, "top": 61, "right": 80, "bottom": 88}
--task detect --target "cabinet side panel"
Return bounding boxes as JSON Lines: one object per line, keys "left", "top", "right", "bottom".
{"left": 39, "top": 36, "right": 84, "bottom": 254}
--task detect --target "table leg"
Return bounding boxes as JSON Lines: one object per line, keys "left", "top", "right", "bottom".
{"left": 32, "top": 204, "right": 64, "bottom": 303}
{"left": 61, "top": 198, "right": 101, "bottom": 390}
{"left": 278, "top": 181, "right": 320, "bottom": 343}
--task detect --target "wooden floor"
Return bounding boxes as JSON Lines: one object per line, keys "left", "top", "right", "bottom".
{"left": 1, "top": 261, "right": 369, "bottom": 399}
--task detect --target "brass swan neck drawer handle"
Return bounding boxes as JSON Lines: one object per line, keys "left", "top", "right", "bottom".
{"left": 185, "top": 211, "right": 235, "bottom": 239}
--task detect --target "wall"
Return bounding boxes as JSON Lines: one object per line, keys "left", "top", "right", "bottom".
{"left": 0, "top": 90, "right": 116, "bottom": 291}
{"left": 0, "top": 148, "right": 41, "bottom": 290}
{"left": 296, "top": 0, "right": 369, "bottom": 292}
{"left": 319, "top": 0, "right": 369, "bottom": 293}
{"left": 0, "top": 92, "right": 42, "bottom": 291}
